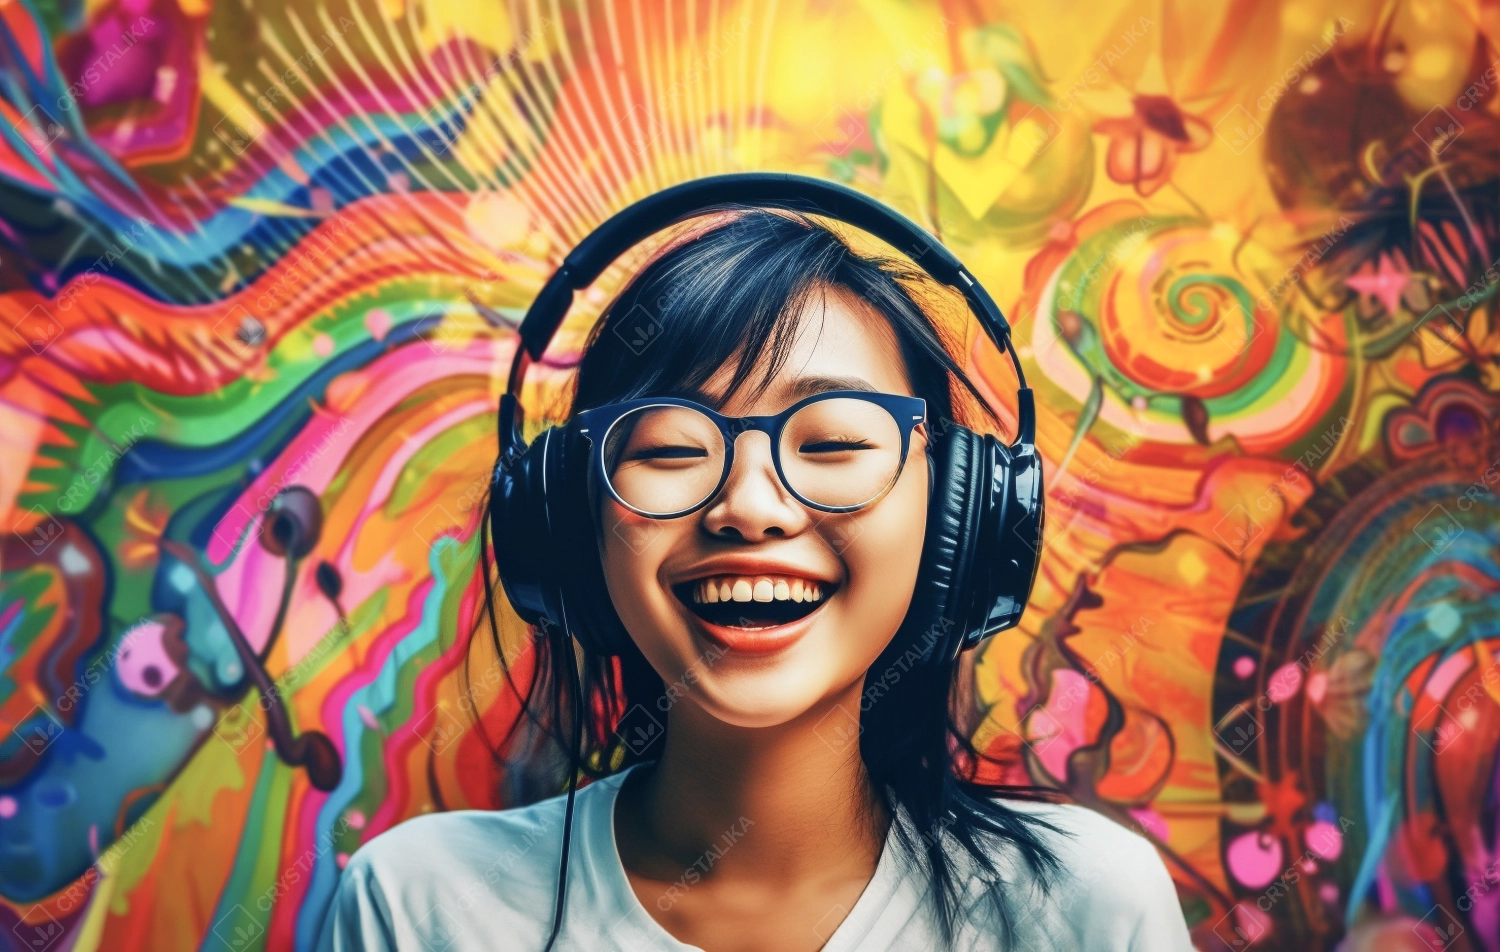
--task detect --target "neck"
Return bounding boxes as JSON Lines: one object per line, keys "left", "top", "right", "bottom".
{"left": 618, "top": 674, "right": 890, "bottom": 883}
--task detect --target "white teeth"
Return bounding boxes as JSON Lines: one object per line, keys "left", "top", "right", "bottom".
{"left": 689, "top": 575, "right": 830, "bottom": 604}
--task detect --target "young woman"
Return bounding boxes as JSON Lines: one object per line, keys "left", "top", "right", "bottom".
{"left": 315, "top": 207, "right": 1196, "bottom": 951}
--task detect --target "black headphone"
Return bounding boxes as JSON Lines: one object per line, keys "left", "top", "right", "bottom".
{"left": 486, "top": 173, "right": 1045, "bottom": 950}
{"left": 489, "top": 172, "right": 1043, "bottom": 669}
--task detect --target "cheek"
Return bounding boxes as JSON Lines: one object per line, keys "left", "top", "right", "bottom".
{"left": 830, "top": 454, "right": 928, "bottom": 648}
{"left": 596, "top": 505, "right": 686, "bottom": 654}
{"left": 598, "top": 508, "right": 659, "bottom": 619}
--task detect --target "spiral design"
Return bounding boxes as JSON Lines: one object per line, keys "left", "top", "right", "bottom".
{"left": 1032, "top": 207, "right": 1353, "bottom": 455}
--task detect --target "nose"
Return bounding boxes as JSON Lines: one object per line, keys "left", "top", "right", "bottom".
{"left": 700, "top": 429, "right": 812, "bottom": 542}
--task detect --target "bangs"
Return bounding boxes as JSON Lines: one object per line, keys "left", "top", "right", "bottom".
{"left": 572, "top": 209, "right": 843, "bottom": 415}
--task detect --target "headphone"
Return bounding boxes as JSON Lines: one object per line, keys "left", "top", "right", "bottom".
{"left": 486, "top": 173, "right": 1044, "bottom": 950}
{"left": 490, "top": 172, "right": 1043, "bottom": 668}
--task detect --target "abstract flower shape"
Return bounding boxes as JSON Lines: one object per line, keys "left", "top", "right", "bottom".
{"left": 1345, "top": 251, "right": 1412, "bottom": 317}
{"left": 1093, "top": 95, "right": 1212, "bottom": 196}
{"left": 912, "top": 65, "right": 1008, "bottom": 156}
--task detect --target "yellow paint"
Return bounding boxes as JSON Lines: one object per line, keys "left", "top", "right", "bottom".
{"left": 228, "top": 197, "right": 324, "bottom": 218}
{"left": 1179, "top": 549, "right": 1208, "bottom": 585}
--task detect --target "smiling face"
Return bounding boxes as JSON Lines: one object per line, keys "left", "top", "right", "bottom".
{"left": 596, "top": 285, "right": 931, "bottom": 729}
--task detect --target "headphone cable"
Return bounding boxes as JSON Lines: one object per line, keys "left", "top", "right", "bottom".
{"left": 542, "top": 598, "right": 582, "bottom": 952}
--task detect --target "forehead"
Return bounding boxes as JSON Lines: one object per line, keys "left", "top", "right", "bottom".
{"left": 704, "top": 286, "right": 914, "bottom": 415}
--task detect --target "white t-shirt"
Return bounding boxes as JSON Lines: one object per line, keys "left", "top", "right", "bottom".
{"left": 313, "top": 763, "right": 1196, "bottom": 951}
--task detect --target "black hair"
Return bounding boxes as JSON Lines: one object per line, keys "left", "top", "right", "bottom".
{"left": 472, "top": 207, "right": 1073, "bottom": 950}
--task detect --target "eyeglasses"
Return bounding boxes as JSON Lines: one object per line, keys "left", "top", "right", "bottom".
{"left": 575, "top": 390, "right": 927, "bottom": 518}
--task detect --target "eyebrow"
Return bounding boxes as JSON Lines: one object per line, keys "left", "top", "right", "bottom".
{"left": 674, "top": 374, "right": 879, "bottom": 410}
{"left": 779, "top": 374, "right": 880, "bottom": 402}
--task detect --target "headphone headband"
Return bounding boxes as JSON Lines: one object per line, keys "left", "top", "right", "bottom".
{"left": 506, "top": 173, "right": 1034, "bottom": 446}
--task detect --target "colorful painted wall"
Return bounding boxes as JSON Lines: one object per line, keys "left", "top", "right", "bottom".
{"left": 2, "top": 0, "right": 1499, "bottom": 949}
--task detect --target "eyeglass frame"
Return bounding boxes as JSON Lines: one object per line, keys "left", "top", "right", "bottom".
{"left": 574, "top": 389, "right": 928, "bottom": 519}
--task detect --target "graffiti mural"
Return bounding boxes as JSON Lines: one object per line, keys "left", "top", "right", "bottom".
{"left": 1, "top": 0, "right": 1498, "bottom": 949}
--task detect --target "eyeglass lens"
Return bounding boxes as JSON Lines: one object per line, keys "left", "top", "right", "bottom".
{"left": 601, "top": 399, "right": 905, "bottom": 514}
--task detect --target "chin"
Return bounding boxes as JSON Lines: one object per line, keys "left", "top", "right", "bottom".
{"left": 659, "top": 593, "right": 879, "bottom": 728}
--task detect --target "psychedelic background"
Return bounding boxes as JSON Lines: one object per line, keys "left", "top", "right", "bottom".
{"left": 2, "top": 0, "right": 1499, "bottom": 949}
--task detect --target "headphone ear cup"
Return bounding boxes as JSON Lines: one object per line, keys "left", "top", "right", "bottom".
{"left": 492, "top": 428, "right": 566, "bottom": 628}
{"left": 902, "top": 424, "right": 985, "bottom": 666}
{"left": 960, "top": 435, "right": 1044, "bottom": 651}
{"left": 548, "top": 425, "right": 635, "bottom": 657}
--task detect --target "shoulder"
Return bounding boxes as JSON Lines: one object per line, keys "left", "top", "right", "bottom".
{"left": 342, "top": 794, "right": 571, "bottom": 901}
{"left": 962, "top": 799, "right": 1194, "bottom": 950}
{"left": 1003, "top": 798, "right": 1163, "bottom": 871}
{"left": 317, "top": 782, "right": 605, "bottom": 952}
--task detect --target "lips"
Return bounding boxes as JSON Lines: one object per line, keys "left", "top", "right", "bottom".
{"left": 668, "top": 571, "right": 839, "bottom": 655}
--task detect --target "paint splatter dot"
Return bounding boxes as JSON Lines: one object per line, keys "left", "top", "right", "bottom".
{"left": 1227, "top": 830, "right": 1283, "bottom": 889}
{"left": 365, "top": 309, "right": 391, "bottom": 341}
{"left": 1268, "top": 663, "right": 1303, "bottom": 703}
{"left": 1426, "top": 602, "right": 1461, "bottom": 640}
{"left": 1306, "top": 820, "right": 1343, "bottom": 860}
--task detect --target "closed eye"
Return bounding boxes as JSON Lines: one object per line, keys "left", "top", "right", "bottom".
{"left": 628, "top": 446, "right": 710, "bottom": 461}
{"left": 799, "top": 439, "right": 873, "bottom": 453}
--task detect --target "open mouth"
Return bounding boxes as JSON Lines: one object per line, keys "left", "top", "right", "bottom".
{"left": 671, "top": 576, "right": 838, "bottom": 630}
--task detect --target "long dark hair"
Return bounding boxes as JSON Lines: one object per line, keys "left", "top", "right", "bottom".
{"left": 472, "top": 207, "right": 1072, "bottom": 949}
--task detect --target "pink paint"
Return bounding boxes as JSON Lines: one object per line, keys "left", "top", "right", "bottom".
{"left": 1375, "top": 859, "right": 1397, "bottom": 911}
{"left": 1227, "top": 830, "right": 1284, "bottom": 889}
{"left": 1028, "top": 669, "right": 1093, "bottom": 781}
{"left": 1305, "top": 820, "right": 1343, "bottom": 860}
{"left": 1234, "top": 656, "right": 1256, "bottom": 678}
{"left": 205, "top": 343, "right": 497, "bottom": 567}
{"left": 277, "top": 154, "right": 310, "bottom": 185}
{"left": 313, "top": 333, "right": 335, "bottom": 358}
{"left": 152, "top": 65, "right": 178, "bottom": 104}
{"left": 203, "top": 344, "right": 505, "bottom": 668}
{"left": 1128, "top": 806, "right": 1170, "bottom": 842}
{"left": 1306, "top": 670, "right": 1328, "bottom": 705}
{"left": 115, "top": 620, "right": 179, "bottom": 697}
{"left": 0, "top": 796, "right": 16, "bottom": 819}
{"left": 1267, "top": 663, "right": 1302, "bottom": 703}
{"left": 365, "top": 308, "right": 391, "bottom": 342}
{"left": 1318, "top": 882, "right": 1340, "bottom": 904}
{"left": 347, "top": 809, "right": 366, "bottom": 830}
{"left": 1426, "top": 651, "right": 1473, "bottom": 702}
{"left": 1229, "top": 903, "right": 1272, "bottom": 946}
{"left": 0, "top": 602, "right": 22, "bottom": 636}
